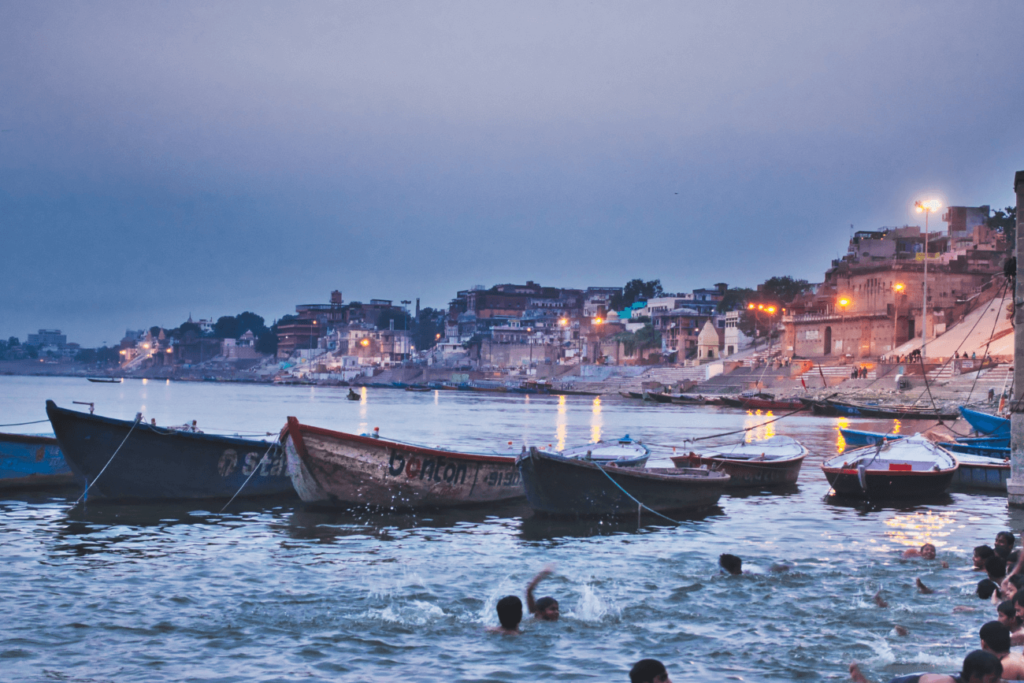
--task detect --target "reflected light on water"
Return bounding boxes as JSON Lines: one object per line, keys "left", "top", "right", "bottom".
{"left": 743, "top": 410, "right": 775, "bottom": 442}
{"left": 884, "top": 509, "right": 958, "bottom": 550}
{"left": 591, "top": 397, "right": 602, "bottom": 443}
{"left": 892, "top": 418, "right": 902, "bottom": 435}
{"left": 142, "top": 378, "right": 148, "bottom": 385}
{"left": 835, "top": 417, "right": 849, "bottom": 453}
{"left": 556, "top": 395, "right": 567, "bottom": 451}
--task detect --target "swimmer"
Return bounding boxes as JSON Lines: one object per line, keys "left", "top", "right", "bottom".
{"left": 526, "top": 565, "right": 559, "bottom": 622}
{"left": 719, "top": 554, "right": 743, "bottom": 575}
{"left": 873, "top": 590, "right": 889, "bottom": 608}
{"left": 630, "top": 659, "right": 671, "bottom": 683}
{"left": 849, "top": 650, "right": 1002, "bottom": 683}
{"left": 486, "top": 595, "right": 522, "bottom": 635}
{"left": 978, "top": 579, "right": 1000, "bottom": 601}
{"left": 915, "top": 578, "right": 934, "bottom": 595}
{"left": 974, "top": 546, "right": 995, "bottom": 571}
{"left": 986, "top": 555, "right": 1007, "bottom": 584}
{"left": 996, "top": 600, "right": 1024, "bottom": 645}
{"left": 1013, "top": 591, "right": 1024, "bottom": 623}
{"left": 996, "top": 531, "right": 1015, "bottom": 556}
{"left": 979, "top": 621, "right": 1024, "bottom": 680}
{"left": 903, "top": 543, "right": 949, "bottom": 568}
{"left": 1001, "top": 575, "right": 1024, "bottom": 602}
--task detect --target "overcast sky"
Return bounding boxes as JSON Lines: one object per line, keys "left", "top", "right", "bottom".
{"left": 2, "top": 1, "right": 1022, "bottom": 346}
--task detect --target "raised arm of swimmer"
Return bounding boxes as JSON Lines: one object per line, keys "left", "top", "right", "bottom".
{"left": 526, "top": 564, "right": 560, "bottom": 621}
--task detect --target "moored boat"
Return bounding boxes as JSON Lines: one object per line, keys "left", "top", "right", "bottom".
{"left": 669, "top": 435, "right": 806, "bottom": 487}
{"left": 517, "top": 447, "right": 728, "bottom": 517}
{"left": 283, "top": 418, "right": 524, "bottom": 509}
{"left": 825, "top": 399, "right": 959, "bottom": 421}
{"left": 950, "top": 452, "right": 1009, "bottom": 493}
{"left": 560, "top": 435, "right": 649, "bottom": 468}
{"left": 46, "top": 400, "right": 293, "bottom": 501}
{"left": 739, "top": 397, "right": 805, "bottom": 412}
{"left": 642, "top": 391, "right": 674, "bottom": 404}
{"left": 346, "top": 389, "right": 361, "bottom": 400}
{"left": 86, "top": 377, "right": 122, "bottom": 383}
{"left": 821, "top": 435, "right": 957, "bottom": 499}
{"left": 938, "top": 441, "right": 1010, "bottom": 459}
{"left": 838, "top": 428, "right": 904, "bottom": 448}
{"left": 959, "top": 406, "right": 1009, "bottom": 436}
{"left": 0, "top": 431, "right": 78, "bottom": 490}
{"left": 405, "top": 385, "right": 431, "bottom": 392}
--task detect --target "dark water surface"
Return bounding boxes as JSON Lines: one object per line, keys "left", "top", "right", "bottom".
{"left": 1, "top": 376, "right": 1019, "bottom": 682}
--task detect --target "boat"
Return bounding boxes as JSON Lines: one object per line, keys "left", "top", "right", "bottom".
{"left": 405, "top": 385, "right": 431, "bottom": 392}
{"left": 559, "top": 435, "right": 650, "bottom": 468}
{"left": 0, "top": 431, "right": 78, "bottom": 490}
{"left": 739, "top": 397, "right": 806, "bottom": 412}
{"left": 938, "top": 442, "right": 1010, "bottom": 459}
{"left": 718, "top": 396, "right": 746, "bottom": 408}
{"left": 283, "top": 418, "right": 524, "bottom": 509}
{"left": 86, "top": 377, "right": 122, "bottom": 384}
{"left": 670, "top": 394, "right": 707, "bottom": 405}
{"left": 950, "top": 452, "right": 1009, "bottom": 492}
{"left": 959, "top": 407, "right": 1010, "bottom": 436}
{"left": 642, "top": 391, "right": 675, "bottom": 404}
{"left": 825, "top": 399, "right": 960, "bottom": 421}
{"left": 669, "top": 435, "right": 807, "bottom": 487}
{"left": 821, "top": 435, "right": 958, "bottom": 498}
{"left": 346, "top": 389, "right": 361, "bottom": 400}
{"left": 954, "top": 435, "right": 1010, "bottom": 448}
{"left": 517, "top": 447, "right": 728, "bottom": 517}
{"left": 800, "top": 397, "right": 841, "bottom": 416}
{"left": 839, "top": 428, "right": 905, "bottom": 447}
{"left": 46, "top": 400, "right": 293, "bottom": 501}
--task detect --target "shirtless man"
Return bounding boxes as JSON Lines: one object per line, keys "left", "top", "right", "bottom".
{"left": 979, "top": 621, "right": 1024, "bottom": 680}
{"left": 974, "top": 546, "right": 995, "bottom": 571}
{"left": 997, "top": 601, "right": 1024, "bottom": 646}
{"left": 526, "top": 565, "right": 560, "bottom": 622}
{"left": 903, "top": 543, "right": 949, "bottom": 568}
{"left": 849, "top": 650, "right": 1002, "bottom": 683}
{"left": 630, "top": 659, "right": 672, "bottom": 683}
{"left": 486, "top": 595, "right": 522, "bottom": 635}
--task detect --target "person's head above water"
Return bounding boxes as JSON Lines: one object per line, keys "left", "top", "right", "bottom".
{"left": 986, "top": 555, "right": 1007, "bottom": 581}
{"left": 975, "top": 545, "right": 995, "bottom": 568}
{"left": 496, "top": 596, "right": 523, "bottom": 631}
{"left": 920, "top": 543, "right": 936, "bottom": 560}
{"left": 960, "top": 649, "right": 1003, "bottom": 683}
{"left": 534, "top": 596, "right": 560, "bottom": 621}
{"left": 719, "top": 554, "right": 742, "bottom": 575}
{"left": 980, "top": 621, "right": 1012, "bottom": 655}
{"left": 978, "top": 578, "right": 999, "bottom": 600}
{"left": 996, "top": 531, "right": 1016, "bottom": 551}
{"left": 630, "top": 659, "right": 671, "bottom": 683}
{"left": 998, "top": 600, "right": 1020, "bottom": 629}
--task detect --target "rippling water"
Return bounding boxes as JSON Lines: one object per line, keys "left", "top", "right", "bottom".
{"left": 1, "top": 376, "right": 1019, "bottom": 682}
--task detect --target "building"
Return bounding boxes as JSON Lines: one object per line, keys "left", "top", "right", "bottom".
{"left": 696, "top": 321, "right": 721, "bottom": 362}
{"left": 27, "top": 329, "right": 66, "bottom": 347}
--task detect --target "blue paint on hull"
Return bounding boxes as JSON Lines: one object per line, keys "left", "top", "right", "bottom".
{"left": 46, "top": 400, "right": 295, "bottom": 501}
{"left": 959, "top": 407, "right": 1010, "bottom": 436}
{"left": 0, "top": 432, "right": 79, "bottom": 489}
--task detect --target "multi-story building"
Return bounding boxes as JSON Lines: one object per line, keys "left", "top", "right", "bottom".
{"left": 27, "top": 329, "right": 66, "bottom": 347}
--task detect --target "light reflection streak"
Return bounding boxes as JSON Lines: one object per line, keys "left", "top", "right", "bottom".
{"left": 591, "top": 397, "right": 602, "bottom": 443}
{"left": 556, "top": 395, "right": 567, "bottom": 451}
{"left": 884, "top": 509, "right": 958, "bottom": 550}
{"left": 743, "top": 410, "right": 775, "bottom": 442}
{"left": 836, "top": 417, "right": 849, "bottom": 453}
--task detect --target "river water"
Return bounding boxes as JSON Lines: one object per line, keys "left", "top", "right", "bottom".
{"left": 1, "top": 376, "right": 1019, "bottom": 682}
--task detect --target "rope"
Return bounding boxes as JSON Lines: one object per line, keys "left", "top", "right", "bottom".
{"left": 219, "top": 442, "right": 279, "bottom": 513}
{"left": 0, "top": 419, "right": 49, "bottom": 428}
{"left": 72, "top": 415, "right": 142, "bottom": 507}
{"left": 649, "top": 406, "right": 807, "bottom": 448}
{"left": 964, "top": 284, "right": 1007, "bottom": 402}
{"left": 593, "top": 464, "right": 681, "bottom": 525}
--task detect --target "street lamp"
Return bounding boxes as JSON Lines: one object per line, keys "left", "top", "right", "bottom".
{"left": 891, "top": 282, "right": 905, "bottom": 357}
{"left": 915, "top": 199, "right": 942, "bottom": 361}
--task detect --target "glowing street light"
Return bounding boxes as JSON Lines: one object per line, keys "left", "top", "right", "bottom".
{"left": 559, "top": 318, "right": 569, "bottom": 326}
{"left": 914, "top": 199, "right": 941, "bottom": 361}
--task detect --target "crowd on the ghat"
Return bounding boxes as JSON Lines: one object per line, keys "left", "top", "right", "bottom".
{"left": 485, "top": 533, "right": 1024, "bottom": 683}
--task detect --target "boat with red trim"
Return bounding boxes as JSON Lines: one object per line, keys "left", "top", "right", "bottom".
{"left": 669, "top": 435, "right": 807, "bottom": 488}
{"left": 283, "top": 418, "right": 524, "bottom": 509}
{"left": 821, "top": 435, "right": 957, "bottom": 498}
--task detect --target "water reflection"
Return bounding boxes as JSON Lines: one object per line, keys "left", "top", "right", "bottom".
{"left": 591, "top": 396, "right": 603, "bottom": 443}
{"left": 556, "top": 394, "right": 567, "bottom": 451}
{"left": 518, "top": 506, "right": 725, "bottom": 542}
{"left": 884, "top": 508, "right": 958, "bottom": 550}
{"left": 743, "top": 410, "right": 776, "bottom": 442}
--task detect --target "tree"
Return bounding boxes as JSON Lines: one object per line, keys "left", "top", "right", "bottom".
{"left": 989, "top": 206, "right": 1017, "bottom": 245}
{"left": 212, "top": 316, "right": 239, "bottom": 339}
{"left": 149, "top": 326, "right": 163, "bottom": 338}
{"left": 377, "top": 309, "right": 411, "bottom": 331}
{"left": 235, "top": 312, "right": 267, "bottom": 338}
{"left": 758, "top": 276, "right": 812, "bottom": 306}
{"left": 609, "top": 279, "right": 663, "bottom": 311}
{"left": 412, "top": 307, "right": 445, "bottom": 351}
{"left": 178, "top": 322, "right": 201, "bottom": 337}
{"left": 716, "top": 287, "right": 755, "bottom": 312}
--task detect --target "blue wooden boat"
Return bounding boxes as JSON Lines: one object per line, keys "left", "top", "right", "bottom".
{"left": 516, "top": 447, "right": 728, "bottom": 517}
{"left": 938, "top": 441, "right": 1010, "bottom": 459}
{"left": 826, "top": 399, "right": 959, "bottom": 420}
{"left": 959, "top": 407, "right": 1009, "bottom": 436}
{"left": 839, "top": 428, "right": 905, "bottom": 448}
{"left": 46, "top": 400, "right": 295, "bottom": 501}
{"left": 955, "top": 434, "right": 1010, "bottom": 448}
{"left": 0, "top": 432, "right": 79, "bottom": 490}
{"left": 950, "top": 452, "right": 1009, "bottom": 492}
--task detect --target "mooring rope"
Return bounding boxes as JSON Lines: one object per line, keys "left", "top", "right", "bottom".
{"left": 219, "top": 441, "right": 280, "bottom": 513}
{"left": 72, "top": 415, "right": 142, "bottom": 507}
{"left": 593, "top": 463, "right": 682, "bottom": 526}
{"left": 0, "top": 419, "right": 50, "bottom": 428}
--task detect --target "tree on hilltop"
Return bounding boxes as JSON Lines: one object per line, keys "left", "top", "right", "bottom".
{"left": 610, "top": 279, "right": 663, "bottom": 311}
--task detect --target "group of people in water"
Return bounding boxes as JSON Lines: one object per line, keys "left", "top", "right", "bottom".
{"left": 490, "top": 532, "right": 1024, "bottom": 681}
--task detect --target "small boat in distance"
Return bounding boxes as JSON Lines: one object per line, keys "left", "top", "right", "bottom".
{"left": 283, "top": 418, "right": 524, "bottom": 509}
{"left": 739, "top": 396, "right": 805, "bottom": 412}
{"left": 346, "top": 388, "right": 361, "bottom": 400}
{"left": 405, "top": 385, "right": 431, "bottom": 392}
{"left": 821, "top": 435, "right": 957, "bottom": 499}
{"left": 517, "top": 447, "right": 728, "bottom": 517}
{"left": 46, "top": 400, "right": 293, "bottom": 501}
{"left": 559, "top": 435, "right": 649, "bottom": 468}
{"left": 669, "top": 435, "right": 807, "bottom": 488}
{"left": 0, "top": 432, "right": 79, "bottom": 490}
{"left": 825, "top": 399, "right": 959, "bottom": 421}
{"left": 86, "top": 377, "right": 122, "bottom": 383}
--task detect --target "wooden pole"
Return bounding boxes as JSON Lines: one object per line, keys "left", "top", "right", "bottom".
{"left": 1008, "top": 170, "right": 1024, "bottom": 507}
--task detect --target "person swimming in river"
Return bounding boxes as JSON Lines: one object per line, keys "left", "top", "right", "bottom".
{"left": 526, "top": 565, "right": 559, "bottom": 621}
{"left": 979, "top": 621, "right": 1024, "bottom": 680}
{"left": 630, "top": 659, "right": 672, "bottom": 683}
{"left": 849, "top": 650, "right": 1002, "bottom": 683}
{"left": 974, "top": 546, "right": 995, "bottom": 571}
{"left": 719, "top": 554, "right": 743, "bottom": 575}
{"left": 486, "top": 595, "right": 522, "bottom": 635}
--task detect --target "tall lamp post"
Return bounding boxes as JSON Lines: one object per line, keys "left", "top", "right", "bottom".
{"left": 915, "top": 199, "right": 942, "bottom": 361}
{"left": 891, "top": 282, "right": 905, "bottom": 358}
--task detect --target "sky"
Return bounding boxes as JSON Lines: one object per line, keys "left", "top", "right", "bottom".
{"left": 2, "top": 1, "right": 1023, "bottom": 346}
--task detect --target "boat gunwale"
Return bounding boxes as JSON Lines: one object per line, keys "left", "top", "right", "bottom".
{"left": 527, "top": 448, "right": 729, "bottom": 484}
{"left": 821, "top": 443, "right": 958, "bottom": 477}
{"left": 0, "top": 431, "right": 59, "bottom": 446}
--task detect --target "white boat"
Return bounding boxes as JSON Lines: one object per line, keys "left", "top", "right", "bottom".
{"left": 821, "top": 435, "right": 957, "bottom": 498}
{"left": 559, "top": 435, "right": 650, "bottom": 467}
{"left": 670, "top": 435, "right": 807, "bottom": 487}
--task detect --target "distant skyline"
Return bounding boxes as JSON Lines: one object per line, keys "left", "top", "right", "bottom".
{"left": 2, "top": 1, "right": 1022, "bottom": 346}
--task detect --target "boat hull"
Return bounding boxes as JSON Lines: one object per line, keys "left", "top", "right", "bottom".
{"left": 517, "top": 448, "right": 728, "bottom": 517}
{"left": 670, "top": 453, "right": 804, "bottom": 487}
{"left": 822, "top": 440, "right": 957, "bottom": 499}
{"left": 823, "top": 469, "right": 955, "bottom": 498}
{"left": 826, "top": 400, "right": 959, "bottom": 420}
{"left": 0, "top": 432, "right": 78, "bottom": 490}
{"left": 839, "top": 428, "right": 904, "bottom": 447}
{"left": 739, "top": 397, "right": 805, "bottom": 412}
{"left": 284, "top": 417, "right": 524, "bottom": 509}
{"left": 951, "top": 456, "right": 1009, "bottom": 492}
{"left": 959, "top": 407, "right": 1010, "bottom": 436}
{"left": 46, "top": 400, "right": 293, "bottom": 501}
